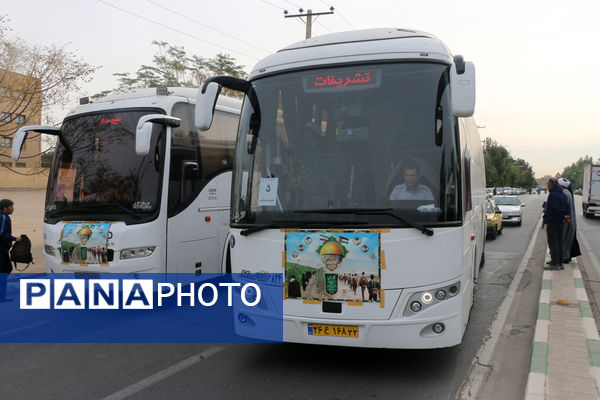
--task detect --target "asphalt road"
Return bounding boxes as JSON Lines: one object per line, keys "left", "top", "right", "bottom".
{"left": 0, "top": 195, "right": 547, "bottom": 400}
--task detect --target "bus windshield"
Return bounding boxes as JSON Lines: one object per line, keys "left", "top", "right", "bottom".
{"left": 232, "top": 62, "right": 461, "bottom": 227}
{"left": 45, "top": 109, "right": 166, "bottom": 224}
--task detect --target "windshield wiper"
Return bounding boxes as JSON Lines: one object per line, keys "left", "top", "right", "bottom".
{"left": 46, "top": 203, "right": 141, "bottom": 219}
{"left": 295, "top": 208, "right": 434, "bottom": 236}
{"left": 240, "top": 219, "right": 368, "bottom": 237}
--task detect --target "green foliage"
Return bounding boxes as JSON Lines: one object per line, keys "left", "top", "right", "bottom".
{"left": 561, "top": 155, "right": 595, "bottom": 189}
{"left": 96, "top": 41, "right": 247, "bottom": 99}
{"left": 1, "top": 16, "right": 98, "bottom": 133}
{"left": 483, "top": 137, "right": 537, "bottom": 188}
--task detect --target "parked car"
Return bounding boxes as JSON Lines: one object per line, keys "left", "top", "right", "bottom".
{"left": 486, "top": 199, "right": 503, "bottom": 239}
{"left": 492, "top": 195, "right": 524, "bottom": 226}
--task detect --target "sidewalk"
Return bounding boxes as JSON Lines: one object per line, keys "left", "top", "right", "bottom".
{"left": 525, "top": 251, "right": 600, "bottom": 399}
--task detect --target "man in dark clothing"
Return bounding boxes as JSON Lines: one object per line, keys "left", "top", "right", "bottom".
{"left": 543, "top": 179, "right": 570, "bottom": 270}
{"left": 0, "top": 199, "right": 22, "bottom": 302}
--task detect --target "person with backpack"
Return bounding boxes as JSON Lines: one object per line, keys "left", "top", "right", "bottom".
{"left": 0, "top": 199, "right": 22, "bottom": 302}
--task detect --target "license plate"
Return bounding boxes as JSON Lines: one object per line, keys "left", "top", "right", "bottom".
{"left": 75, "top": 272, "right": 100, "bottom": 280}
{"left": 308, "top": 323, "right": 359, "bottom": 338}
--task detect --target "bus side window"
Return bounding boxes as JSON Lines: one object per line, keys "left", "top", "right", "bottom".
{"left": 168, "top": 103, "right": 237, "bottom": 217}
{"left": 464, "top": 146, "right": 472, "bottom": 212}
{"left": 168, "top": 103, "right": 201, "bottom": 217}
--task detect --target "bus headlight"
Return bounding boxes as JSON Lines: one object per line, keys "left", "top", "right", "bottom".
{"left": 404, "top": 282, "right": 460, "bottom": 316}
{"left": 120, "top": 246, "right": 156, "bottom": 260}
{"left": 245, "top": 285, "right": 258, "bottom": 303}
{"left": 410, "top": 301, "right": 422, "bottom": 312}
{"left": 421, "top": 292, "right": 433, "bottom": 304}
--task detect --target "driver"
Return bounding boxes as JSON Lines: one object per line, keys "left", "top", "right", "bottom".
{"left": 389, "top": 159, "right": 434, "bottom": 201}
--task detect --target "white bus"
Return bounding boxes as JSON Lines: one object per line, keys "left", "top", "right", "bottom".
{"left": 12, "top": 88, "right": 241, "bottom": 275}
{"left": 196, "top": 29, "right": 486, "bottom": 348}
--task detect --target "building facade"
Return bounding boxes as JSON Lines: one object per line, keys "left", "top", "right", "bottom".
{"left": 0, "top": 70, "right": 43, "bottom": 186}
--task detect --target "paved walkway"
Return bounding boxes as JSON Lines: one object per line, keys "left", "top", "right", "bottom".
{"left": 525, "top": 251, "right": 600, "bottom": 399}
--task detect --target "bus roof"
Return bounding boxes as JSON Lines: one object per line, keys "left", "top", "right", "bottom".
{"left": 250, "top": 28, "right": 453, "bottom": 80}
{"left": 67, "top": 87, "right": 241, "bottom": 118}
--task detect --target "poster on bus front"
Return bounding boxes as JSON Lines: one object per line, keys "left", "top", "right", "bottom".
{"left": 60, "top": 222, "right": 112, "bottom": 265}
{"left": 284, "top": 231, "right": 381, "bottom": 303}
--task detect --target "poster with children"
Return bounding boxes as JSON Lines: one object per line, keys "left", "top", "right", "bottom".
{"left": 285, "top": 231, "right": 381, "bottom": 302}
{"left": 60, "top": 222, "right": 111, "bottom": 264}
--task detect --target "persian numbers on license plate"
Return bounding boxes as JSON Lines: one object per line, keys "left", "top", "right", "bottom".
{"left": 307, "top": 323, "right": 359, "bottom": 338}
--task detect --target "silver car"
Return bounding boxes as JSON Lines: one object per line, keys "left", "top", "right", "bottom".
{"left": 492, "top": 195, "right": 524, "bottom": 226}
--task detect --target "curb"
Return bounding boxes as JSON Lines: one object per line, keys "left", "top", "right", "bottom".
{"left": 524, "top": 265, "right": 551, "bottom": 398}
{"left": 525, "top": 250, "right": 600, "bottom": 398}
{"left": 572, "top": 262, "right": 600, "bottom": 391}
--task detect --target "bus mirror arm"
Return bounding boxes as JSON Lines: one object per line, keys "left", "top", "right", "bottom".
{"left": 12, "top": 125, "right": 62, "bottom": 160}
{"left": 197, "top": 76, "right": 262, "bottom": 153}
{"left": 197, "top": 76, "right": 252, "bottom": 131}
{"left": 136, "top": 114, "right": 180, "bottom": 156}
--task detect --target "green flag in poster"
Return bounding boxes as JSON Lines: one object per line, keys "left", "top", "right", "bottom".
{"left": 325, "top": 273, "right": 338, "bottom": 296}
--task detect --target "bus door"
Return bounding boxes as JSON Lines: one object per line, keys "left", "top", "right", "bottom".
{"left": 166, "top": 103, "right": 236, "bottom": 275}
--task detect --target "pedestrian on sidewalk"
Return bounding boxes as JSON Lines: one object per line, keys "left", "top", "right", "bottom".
{"left": 558, "top": 178, "right": 577, "bottom": 263}
{"left": 0, "top": 199, "right": 22, "bottom": 302}
{"left": 543, "top": 178, "right": 569, "bottom": 270}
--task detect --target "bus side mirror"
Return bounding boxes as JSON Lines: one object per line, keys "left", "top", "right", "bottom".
{"left": 12, "top": 125, "right": 61, "bottom": 160}
{"left": 450, "top": 57, "right": 476, "bottom": 117}
{"left": 12, "top": 128, "right": 29, "bottom": 160}
{"left": 136, "top": 114, "right": 180, "bottom": 156}
{"left": 195, "top": 82, "right": 222, "bottom": 131}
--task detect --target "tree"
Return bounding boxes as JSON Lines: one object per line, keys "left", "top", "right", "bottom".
{"left": 0, "top": 16, "right": 98, "bottom": 161}
{"left": 95, "top": 41, "right": 247, "bottom": 99}
{"left": 561, "top": 155, "right": 595, "bottom": 189}
{"left": 483, "top": 137, "right": 537, "bottom": 188}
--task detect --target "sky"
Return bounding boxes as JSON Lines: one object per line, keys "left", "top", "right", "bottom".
{"left": 3, "top": 0, "right": 600, "bottom": 177}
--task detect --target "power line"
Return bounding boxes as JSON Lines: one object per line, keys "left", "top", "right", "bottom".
{"left": 144, "top": 0, "right": 271, "bottom": 54}
{"left": 259, "top": 0, "right": 286, "bottom": 11}
{"left": 283, "top": 0, "right": 302, "bottom": 9}
{"left": 319, "top": 0, "right": 356, "bottom": 29}
{"left": 315, "top": 20, "right": 332, "bottom": 34}
{"left": 96, "top": 0, "right": 259, "bottom": 60}
{"left": 284, "top": 8, "right": 334, "bottom": 39}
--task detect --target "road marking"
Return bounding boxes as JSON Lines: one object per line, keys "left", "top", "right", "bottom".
{"left": 0, "top": 321, "right": 51, "bottom": 337}
{"left": 101, "top": 346, "right": 224, "bottom": 400}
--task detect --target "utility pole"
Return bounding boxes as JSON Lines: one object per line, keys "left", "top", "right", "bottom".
{"left": 284, "top": 7, "right": 334, "bottom": 39}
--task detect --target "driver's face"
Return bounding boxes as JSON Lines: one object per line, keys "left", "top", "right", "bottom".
{"left": 404, "top": 168, "right": 420, "bottom": 188}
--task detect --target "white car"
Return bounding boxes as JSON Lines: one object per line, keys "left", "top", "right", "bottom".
{"left": 492, "top": 195, "right": 524, "bottom": 226}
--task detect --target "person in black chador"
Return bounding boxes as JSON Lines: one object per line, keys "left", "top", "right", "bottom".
{"left": 288, "top": 275, "right": 301, "bottom": 298}
{"left": 543, "top": 178, "right": 569, "bottom": 270}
